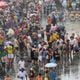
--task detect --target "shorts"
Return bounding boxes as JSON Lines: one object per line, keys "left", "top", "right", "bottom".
{"left": 8, "top": 54, "right": 14, "bottom": 59}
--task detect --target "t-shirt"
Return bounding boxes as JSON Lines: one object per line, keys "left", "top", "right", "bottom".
{"left": 6, "top": 45, "right": 13, "bottom": 54}
{"left": 17, "top": 71, "right": 27, "bottom": 80}
{"left": 36, "top": 76, "right": 43, "bottom": 80}
{"left": 44, "top": 77, "right": 49, "bottom": 80}
{"left": 70, "top": 39, "right": 75, "bottom": 45}
{"left": 18, "top": 60, "right": 25, "bottom": 69}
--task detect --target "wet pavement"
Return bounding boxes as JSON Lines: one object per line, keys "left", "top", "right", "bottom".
{"left": 41, "top": 17, "right": 80, "bottom": 80}
{"left": 11, "top": 17, "right": 80, "bottom": 80}
{"left": 58, "top": 21, "right": 80, "bottom": 80}
{"left": 58, "top": 56, "right": 80, "bottom": 80}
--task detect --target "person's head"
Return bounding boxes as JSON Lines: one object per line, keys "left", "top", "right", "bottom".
{"left": 70, "top": 36, "right": 74, "bottom": 40}
{"left": 57, "top": 41, "right": 59, "bottom": 45}
{"left": 20, "top": 58, "right": 24, "bottom": 61}
{"left": 45, "top": 69, "right": 48, "bottom": 74}
{"left": 19, "top": 68, "right": 25, "bottom": 72}
{"left": 5, "top": 74, "right": 10, "bottom": 77}
{"left": 38, "top": 73, "right": 42, "bottom": 76}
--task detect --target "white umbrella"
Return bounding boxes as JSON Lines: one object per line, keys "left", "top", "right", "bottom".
{"left": 45, "top": 63, "right": 57, "bottom": 68}
{"left": 29, "top": 13, "right": 37, "bottom": 17}
{"left": 4, "top": 41, "right": 12, "bottom": 45}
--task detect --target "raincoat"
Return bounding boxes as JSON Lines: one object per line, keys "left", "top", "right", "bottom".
{"left": 48, "top": 33, "right": 59, "bottom": 43}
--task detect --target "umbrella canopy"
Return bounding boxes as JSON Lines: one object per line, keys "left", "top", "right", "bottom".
{"left": 0, "top": 1, "right": 8, "bottom": 8}
{"left": 45, "top": 63, "right": 57, "bottom": 68}
{"left": 4, "top": 41, "right": 12, "bottom": 46}
{"left": 30, "top": 13, "right": 37, "bottom": 17}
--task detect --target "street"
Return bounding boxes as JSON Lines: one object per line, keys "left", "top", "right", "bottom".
{"left": 0, "top": 0, "right": 80, "bottom": 80}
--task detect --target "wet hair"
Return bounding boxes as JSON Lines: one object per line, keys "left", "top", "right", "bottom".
{"left": 39, "top": 73, "right": 41, "bottom": 76}
{"left": 20, "top": 57, "right": 24, "bottom": 60}
{"left": 45, "top": 70, "right": 48, "bottom": 73}
{"left": 57, "top": 41, "right": 59, "bottom": 45}
{"left": 19, "top": 68, "right": 25, "bottom": 72}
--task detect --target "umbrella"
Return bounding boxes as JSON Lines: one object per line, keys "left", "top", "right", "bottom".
{"left": 45, "top": 63, "right": 57, "bottom": 68}
{"left": 4, "top": 41, "right": 12, "bottom": 45}
{"left": 0, "top": 1, "right": 8, "bottom": 8}
{"left": 30, "top": 13, "right": 37, "bottom": 17}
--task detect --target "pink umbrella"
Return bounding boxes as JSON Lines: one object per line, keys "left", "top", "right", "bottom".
{"left": 0, "top": 1, "right": 8, "bottom": 8}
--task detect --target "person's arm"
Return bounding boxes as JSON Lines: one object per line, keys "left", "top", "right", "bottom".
{"left": 4, "top": 77, "right": 6, "bottom": 80}
{"left": 10, "top": 77, "right": 12, "bottom": 80}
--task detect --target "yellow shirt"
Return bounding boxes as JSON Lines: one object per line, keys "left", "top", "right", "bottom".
{"left": 49, "top": 33, "right": 59, "bottom": 43}
{"left": 6, "top": 45, "right": 13, "bottom": 54}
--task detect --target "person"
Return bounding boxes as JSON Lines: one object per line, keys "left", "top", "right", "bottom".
{"left": 36, "top": 73, "right": 43, "bottom": 80}
{"left": 5, "top": 43, "right": 14, "bottom": 70}
{"left": 4, "top": 74, "right": 12, "bottom": 80}
{"left": 52, "top": 14, "right": 57, "bottom": 26}
{"left": 29, "top": 68, "right": 35, "bottom": 80}
{"left": 17, "top": 68, "right": 27, "bottom": 80}
{"left": 18, "top": 58, "right": 25, "bottom": 69}
{"left": 43, "top": 70, "right": 50, "bottom": 80}
{"left": 47, "top": 16, "right": 52, "bottom": 25}
{"left": 49, "top": 69, "right": 57, "bottom": 80}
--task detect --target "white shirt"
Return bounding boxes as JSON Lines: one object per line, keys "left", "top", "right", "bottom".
{"left": 70, "top": 39, "right": 75, "bottom": 45}
{"left": 17, "top": 71, "right": 27, "bottom": 80}
{"left": 27, "top": 36, "right": 32, "bottom": 43}
{"left": 18, "top": 60, "right": 25, "bottom": 69}
{"left": 74, "top": 39, "right": 78, "bottom": 47}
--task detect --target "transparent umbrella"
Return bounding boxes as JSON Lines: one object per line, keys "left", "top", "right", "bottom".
{"left": 45, "top": 63, "right": 57, "bottom": 68}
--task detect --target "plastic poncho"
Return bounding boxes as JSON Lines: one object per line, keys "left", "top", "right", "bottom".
{"left": 48, "top": 33, "right": 59, "bottom": 43}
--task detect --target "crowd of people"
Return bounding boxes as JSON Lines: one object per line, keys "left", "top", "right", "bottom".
{"left": 0, "top": 0, "right": 80, "bottom": 80}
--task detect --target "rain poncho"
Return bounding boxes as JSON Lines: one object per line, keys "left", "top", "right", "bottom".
{"left": 48, "top": 33, "right": 59, "bottom": 43}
